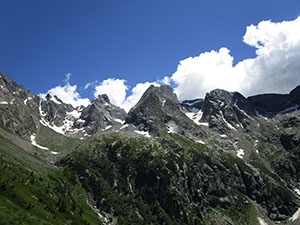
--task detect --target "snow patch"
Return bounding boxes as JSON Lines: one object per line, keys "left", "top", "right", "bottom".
{"left": 134, "top": 130, "right": 151, "bottom": 138}
{"left": 234, "top": 103, "right": 249, "bottom": 118}
{"left": 103, "top": 125, "right": 112, "bottom": 131}
{"left": 51, "top": 151, "right": 59, "bottom": 155}
{"left": 67, "top": 110, "right": 81, "bottom": 118}
{"left": 40, "top": 116, "right": 85, "bottom": 135}
{"left": 162, "top": 100, "right": 166, "bottom": 107}
{"left": 167, "top": 125, "right": 176, "bottom": 134}
{"left": 39, "top": 100, "right": 86, "bottom": 136}
{"left": 294, "top": 188, "right": 300, "bottom": 196}
{"left": 199, "top": 122, "right": 209, "bottom": 126}
{"left": 77, "top": 106, "right": 84, "bottom": 112}
{"left": 258, "top": 217, "right": 268, "bottom": 225}
{"left": 0, "top": 101, "right": 8, "bottom": 104}
{"left": 30, "top": 134, "right": 49, "bottom": 150}
{"left": 119, "top": 124, "right": 129, "bottom": 130}
{"left": 195, "top": 140, "right": 205, "bottom": 144}
{"left": 220, "top": 111, "right": 237, "bottom": 131}
{"left": 254, "top": 140, "right": 259, "bottom": 153}
{"left": 24, "top": 97, "right": 32, "bottom": 105}
{"left": 236, "top": 149, "right": 245, "bottom": 159}
{"left": 62, "top": 117, "right": 75, "bottom": 132}
{"left": 220, "top": 134, "right": 227, "bottom": 138}
{"left": 39, "top": 119, "right": 65, "bottom": 135}
{"left": 50, "top": 95, "right": 61, "bottom": 105}
{"left": 289, "top": 208, "right": 300, "bottom": 222}
{"left": 77, "top": 119, "right": 85, "bottom": 123}
{"left": 114, "top": 118, "right": 125, "bottom": 124}
{"left": 39, "top": 101, "right": 47, "bottom": 116}
{"left": 185, "top": 110, "right": 204, "bottom": 126}
{"left": 166, "top": 121, "right": 178, "bottom": 134}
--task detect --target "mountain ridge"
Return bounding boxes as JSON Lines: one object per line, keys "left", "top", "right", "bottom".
{"left": 1, "top": 72, "right": 300, "bottom": 224}
{"left": 2, "top": 72, "right": 299, "bottom": 141}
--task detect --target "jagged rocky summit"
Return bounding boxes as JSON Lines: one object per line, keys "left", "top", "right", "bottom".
{"left": 126, "top": 85, "right": 205, "bottom": 137}
{"left": 0, "top": 72, "right": 127, "bottom": 140}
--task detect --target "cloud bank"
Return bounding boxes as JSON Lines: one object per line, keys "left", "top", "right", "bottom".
{"left": 94, "top": 78, "right": 128, "bottom": 107}
{"left": 120, "top": 82, "right": 160, "bottom": 112}
{"left": 172, "top": 17, "right": 300, "bottom": 101}
{"left": 94, "top": 79, "right": 159, "bottom": 112}
{"left": 40, "top": 17, "right": 300, "bottom": 112}
{"left": 39, "top": 74, "right": 90, "bottom": 108}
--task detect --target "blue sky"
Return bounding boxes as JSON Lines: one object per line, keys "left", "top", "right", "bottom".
{"left": 1, "top": 1, "right": 300, "bottom": 111}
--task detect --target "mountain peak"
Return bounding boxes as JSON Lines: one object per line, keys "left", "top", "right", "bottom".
{"left": 93, "top": 94, "right": 110, "bottom": 105}
{"left": 126, "top": 84, "right": 204, "bottom": 137}
{"left": 126, "top": 85, "right": 174, "bottom": 135}
{"left": 206, "top": 89, "right": 246, "bottom": 103}
{"left": 197, "top": 89, "right": 254, "bottom": 133}
{"left": 0, "top": 72, "right": 13, "bottom": 83}
{"left": 139, "top": 84, "right": 178, "bottom": 104}
{"left": 45, "top": 94, "right": 64, "bottom": 105}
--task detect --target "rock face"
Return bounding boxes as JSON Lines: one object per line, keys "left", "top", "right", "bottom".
{"left": 181, "top": 86, "right": 300, "bottom": 135}
{"left": 126, "top": 85, "right": 204, "bottom": 136}
{"left": 40, "top": 94, "right": 74, "bottom": 127}
{"left": 59, "top": 134, "right": 299, "bottom": 224}
{"left": 80, "top": 94, "right": 126, "bottom": 135}
{"left": 199, "top": 89, "right": 254, "bottom": 133}
{"left": 39, "top": 93, "right": 127, "bottom": 138}
{"left": 0, "top": 73, "right": 40, "bottom": 136}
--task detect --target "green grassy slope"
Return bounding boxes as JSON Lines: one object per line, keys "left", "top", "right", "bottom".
{"left": 0, "top": 129, "right": 100, "bottom": 225}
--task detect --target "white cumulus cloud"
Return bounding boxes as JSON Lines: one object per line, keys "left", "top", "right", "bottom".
{"left": 121, "top": 82, "right": 160, "bottom": 112}
{"left": 241, "top": 17, "right": 300, "bottom": 95}
{"left": 39, "top": 18, "right": 300, "bottom": 112}
{"left": 39, "top": 74, "right": 90, "bottom": 108}
{"left": 94, "top": 78, "right": 159, "bottom": 112}
{"left": 40, "top": 74, "right": 160, "bottom": 112}
{"left": 84, "top": 81, "right": 98, "bottom": 90}
{"left": 171, "top": 17, "right": 300, "bottom": 101}
{"left": 172, "top": 47, "right": 242, "bottom": 101}
{"left": 94, "top": 78, "right": 128, "bottom": 107}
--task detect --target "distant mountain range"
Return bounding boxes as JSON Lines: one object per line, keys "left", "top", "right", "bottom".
{"left": 1, "top": 72, "right": 300, "bottom": 224}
